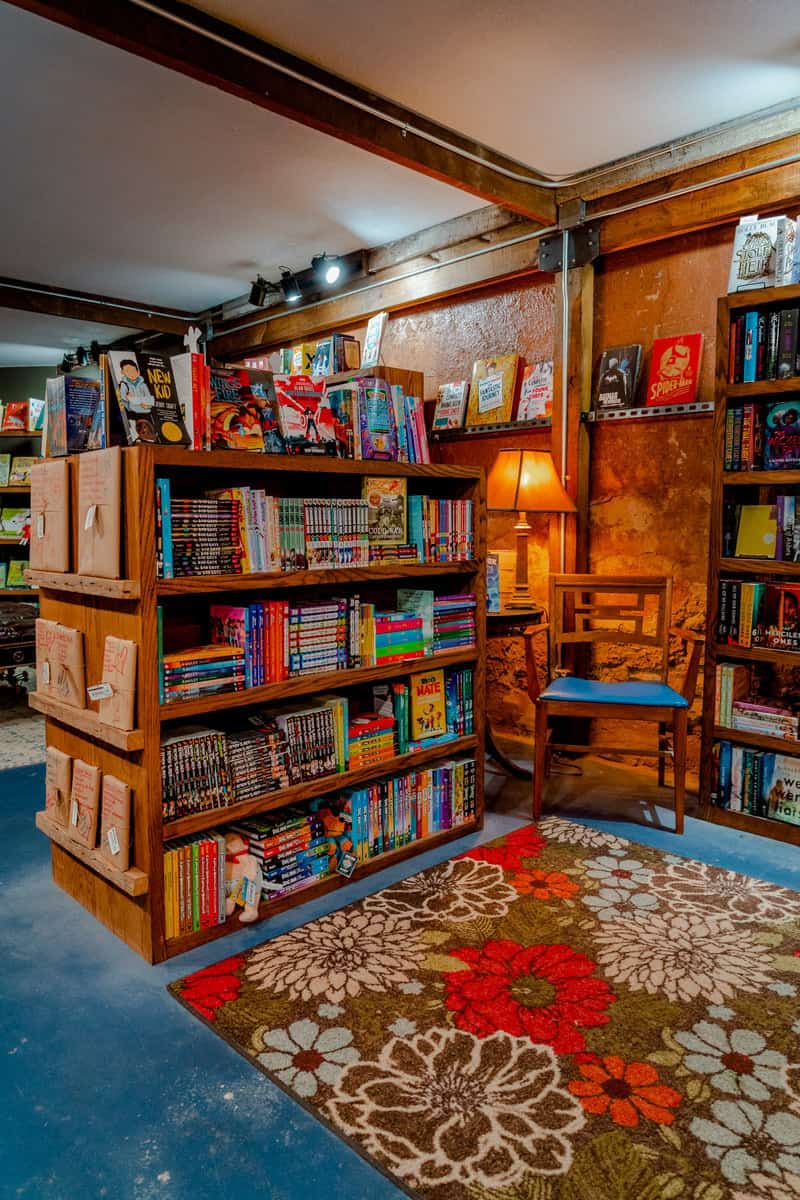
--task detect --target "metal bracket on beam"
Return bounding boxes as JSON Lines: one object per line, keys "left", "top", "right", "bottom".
{"left": 538, "top": 226, "right": 600, "bottom": 272}
{"left": 558, "top": 198, "right": 586, "bottom": 229}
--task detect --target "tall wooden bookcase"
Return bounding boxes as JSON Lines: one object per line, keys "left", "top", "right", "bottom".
{"left": 700, "top": 282, "right": 800, "bottom": 847}
{"left": 29, "top": 444, "right": 487, "bottom": 962}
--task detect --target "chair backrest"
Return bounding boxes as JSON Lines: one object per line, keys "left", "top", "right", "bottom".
{"left": 549, "top": 574, "right": 673, "bottom": 681}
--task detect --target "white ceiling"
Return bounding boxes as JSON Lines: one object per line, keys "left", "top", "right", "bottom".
{"left": 0, "top": 311, "right": 137, "bottom": 368}
{"left": 196, "top": 0, "right": 800, "bottom": 175}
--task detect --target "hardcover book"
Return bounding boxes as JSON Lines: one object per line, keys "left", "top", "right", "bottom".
{"left": 356, "top": 378, "right": 398, "bottom": 460}
{"left": 466, "top": 354, "right": 519, "bottom": 427}
{"left": 68, "top": 759, "right": 101, "bottom": 848}
{"left": 735, "top": 505, "right": 777, "bottom": 559}
{"left": 324, "top": 380, "right": 360, "bottom": 458}
{"left": 0, "top": 507, "right": 30, "bottom": 541}
{"left": 432, "top": 381, "right": 469, "bottom": 431}
{"left": 30, "top": 458, "right": 70, "bottom": 572}
{"left": 516, "top": 361, "right": 554, "bottom": 420}
{"left": 43, "top": 375, "right": 104, "bottom": 455}
{"left": 362, "top": 477, "right": 406, "bottom": 545}
{"left": 99, "top": 775, "right": 132, "bottom": 870}
{"left": 645, "top": 333, "right": 703, "bottom": 407}
{"left": 593, "top": 345, "right": 642, "bottom": 410}
{"left": 107, "top": 351, "right": 190, "bottom": 446}
{"left": 728, "top": 216, "right": 794, "bottom": 291}
{"left": 6, "top": 559, "right": 27, "bottom": 588}
{"left": 209, "top": 368, "right": 266, "bottom": 452}
{"left": 9, "top": 456, "right": 36, "bottom": 484}
{"left": 1, "top": 400, "right": 28, "bottom": 432}
{"left": 410, "top": 669, "right": 447, "bottom": 739}
{"left": 274, "top": 376, "right": 337, "bottom": 455}
{"left": 361, "top": 312, "right": 388, "bottom": 369}
{"left": 764, "top": 400, "right": 800, "bottom": 468}
{"left": 762, "top": 752, "right": 800, "bottom": 825}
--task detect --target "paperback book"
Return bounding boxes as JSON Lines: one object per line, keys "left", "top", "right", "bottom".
{"left": 645, "top": 334, "right": 703, "bottom": 407}
{"left": 593, "top": 345, "right": 642, "bottom": 410}
{"left": 516, "top": 361, "right": 553, "bottom": 420}
{"left": 107, "top": 352, "right": 190, "bottom": 446}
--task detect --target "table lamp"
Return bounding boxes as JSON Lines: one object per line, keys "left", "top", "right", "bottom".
{"left": 487, "top": 449, "right": 576, "bottom": 609}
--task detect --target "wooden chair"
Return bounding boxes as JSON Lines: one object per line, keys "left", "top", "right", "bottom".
{"left": 524, "top": 574, "right": 704, "bottom": 835}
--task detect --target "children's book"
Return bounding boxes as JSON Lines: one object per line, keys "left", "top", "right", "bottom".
{"left": 0, "top": 563, "right": 6, "bottom": 588}
{"left": 274, "top": 375, "right": 337, "bottom": 455}
{"left": 517, "top": 361, "right": 554, "bottom": 420}
{"left": 410, "top": 669, "right": 447, "bottom": 739}
{"left": 486, "top": 552, "right": 501, "bottom": 613}
{"left": 762, "top": 752, "right": 800, "bottom": 825}
{"left": 593, "top": 346, "right": 642, "bottom": 410}
{"left": 28, "top": 397, "right": 45, "bottom": 431}
{"left": 356, "top": 378, "right": 398, "bottom": 459}
{"left": 6, "top": 559, "right": 27, "bottom": 588}
{"left": 324, "top": 380, "right": 360, "bottom": 458}
{"left": 764, "top": 400, "right": 800, "bottom": 468}
{"left": 291, "top": 343, "right": 318, "bottom": 374}
{"left": 432, "top": 381, "right": 468, "bottom": 431}
{"left": 209, "top": 368, "right": 265, "bottom": 452}
{"left": 397, "top": 588, "right": 434, "bottom": 653}
{"left": 0, "top": 507, "right": 30, "bottom": 540}
{"left": 361, "top": 312, "right": 388, "bottom": 369}
{"left": 465, "top": 354, "right": 519, "bottom": 427}
{"left": 644, "top": 334, "right": 703, "bottom": 406}
{"left": 362, "top": 477, "right": 406, "bottom": 544}
{"left": 107, "top": 351, "right": 190, "bottom": 446}
{"left": 44, "top": 375, "right": 104, "bottom": 455}
{"left": 1, "top": 400, "right": 28, "bottom": 432}
{"left": 9, "top": 456, "right": 36, "bottom": 484}
{"left": 735, "top": 505, "right": 777, "bottom": 558}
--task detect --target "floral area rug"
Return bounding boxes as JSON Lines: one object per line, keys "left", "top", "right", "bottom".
{"left": 169, "top": 817, "right": 800, "bottom": 1200}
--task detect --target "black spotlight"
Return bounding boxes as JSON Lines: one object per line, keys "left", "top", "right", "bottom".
{"left": 89, "top": 340, "right": 102, "bottom": 364}
{"left": 60, "top": 354, "right": 73, "bottom": 373}
{"left": 249, "top": 274, "right": 269, "bottom": 307}
{"left": 311, "top": 253, "right": 342, "bottom": 286}
{"left": 280, "top": 268, "right": 302, "bottom": 304}
{"left": 74, "top": 345, "right": 88, "bottom": 367}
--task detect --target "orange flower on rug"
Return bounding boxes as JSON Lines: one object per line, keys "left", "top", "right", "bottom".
{"left": 169, "top": 818, "right": 800, "bottom": 1200}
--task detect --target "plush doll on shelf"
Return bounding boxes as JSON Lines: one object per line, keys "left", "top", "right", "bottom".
{"left": 224, "top": 832, "right": 262, "bottom": 924}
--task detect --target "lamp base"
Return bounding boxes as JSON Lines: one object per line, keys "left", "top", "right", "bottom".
{"left": 506, "top": 514, "right": 533, "bottom": 610}
{"left": 505, "top": 587, "right": 535, "bottom": 610}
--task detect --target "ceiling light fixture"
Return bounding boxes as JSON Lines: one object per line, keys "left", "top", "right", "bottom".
{"left": 249, "top": 274, "right": 270, "bottom": 308}
{"left": 74, "top": 345, "right": 88, "bottom": 367}
{"left": 312, "top": 253, "right": 342, "bottom": 286}
{"left": 280, "top": 268, "right": 302, "bottom": 304}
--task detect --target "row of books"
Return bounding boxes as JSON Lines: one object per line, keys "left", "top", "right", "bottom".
{"left": 0, "top": 560, "right": 28, "bottom": 589}
{"left": 714, "top": 663, "right": 800, "bottom": 740}
{"left": 717, "top": 580, "right": 800, "bottom": 650}
{"left": 433, "top": 594, "right": 477, "bottom": 653}
{"left": 0, "top": 398, "right": 44, "bottom": 434}
{"left": 725, "top": 500, "right": 800, "bottom": 561}
{"left": 724, "top": 400, "right": 800, "bottom": 471}
{"left": 160, "top": 666, "right": 474, "bottom": 821}
{"left": 0, "top": 455, "right": 36, "bottom": 486}
{"left": 728, "top": 307, "right": 800, "bottom": 383}
{"left": 714, "top": 741, "right": 800, "bottom": 825}
{"left": 163, "top": 755, "right": 478, "bottom": 936}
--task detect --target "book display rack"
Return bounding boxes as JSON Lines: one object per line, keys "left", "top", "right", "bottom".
{"left": 31, "top": 443, "right": 486, "bottom": 962}
{"left": 700, "top": 282, "right": 800, "bottom": 846}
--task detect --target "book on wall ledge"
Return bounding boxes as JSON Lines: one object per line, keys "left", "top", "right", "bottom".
{"left": 432, "top": 381, "right": 468, "bottom": 431}
{"left": 465, "top": 354, "right": 519, "bottom": 427}
{"left": 361, "top": 312, "right": 388, "bottom": 369}
{"left": 516, "top": 361, "right": 553, "bottom": 420}
{"left": 645, "top": 334, "right": 703, "bottom": 407}
{"left": 593, "top": 345, "right": 642, "bottom": 411}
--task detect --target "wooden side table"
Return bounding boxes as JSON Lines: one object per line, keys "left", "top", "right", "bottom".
{"left": 486, "top": 606, "right": 545, "bottom": 779}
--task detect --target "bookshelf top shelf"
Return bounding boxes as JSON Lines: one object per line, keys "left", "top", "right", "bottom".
{"left": 151, "top": 445, "right": 482, "bottom": 481}
{"left": 723, "top": 469, "right": 800, "bottom": 486}
{"left": 712, "top": 725, "right": 800, "bottom": 757}
{"left": 719, "top": 557, "right": 800, "bottom": 577}
{"left": 725, "top": 283, "right": 800, "bottom": 311}
{"left": 726, "top": 380, "right": 800, "bottom": 399}
{"left": 157, "top": 560, "right": 478, "bottom": 596}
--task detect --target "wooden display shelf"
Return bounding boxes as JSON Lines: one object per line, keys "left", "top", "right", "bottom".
{"left": 161, "top": 647, "right": 477, "bottom": 721}
{"left": 26, "top": 571, "right": 141, "bottom": 598}
{"left": 585, "top": 401, "right": 713, "bottom": 423}
{"left": 726, "top": 379, "right": 800, "bottom": 398}
{"left": 719, "top": 557, "right": 800, "bottom": 577}
{"left": 153, "top": 444, "right": 480, "bottom": 481}
{"left": 712, "top": 725, "right": 800, "bottom": 755}
{"left": 35, "top": 811, "right": 148, "bottom": 896}
{"left": 0, "top": 588, "right": 36, "bottom": 596}
{"left": 164, "top": 734, "right": 478, "bottom": 838}
{"left": 165, "top": 819, "right": 479, "bottom": 956}
{"left": 28, "top": 692, "right": 144, "bottom": 750}
{"left": 157, "top": 560, "right": 477, "bottom": 596}
{"left": 723, "top": 469, "right": 800, "bottom": 486}
{"left": 0, "top": 430, "right": 41, "bottom": 439}
{"left": 0, "top": 483, "right": 31, "bottom": 493}
{"left": 712, "top": 643, "right": 800, "bottom": 666}
{"left": 703, "top": 805, "right": 800, "bottom": 847}
{"left": 431, "top": 418, "right": 551, "bottom": 441}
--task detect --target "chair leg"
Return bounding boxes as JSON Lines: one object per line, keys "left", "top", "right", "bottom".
{"left": 533, "top": 701, "right": 549, "bottom": 822}
{"left": 672, "top": 708, "right": 687, "bottom": 835}
{"left": 657, "top": 722, "right": 666, "bottom": 787}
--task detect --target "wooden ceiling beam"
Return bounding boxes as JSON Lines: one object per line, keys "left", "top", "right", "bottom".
{"left": 366, "top": 206, "right": 527, "bottom": 273}
{"left": 0, "top": 276, "right": 193, "bottom": 336}
{"left": 9, "top": 0, "right": 557, "bottom": 223}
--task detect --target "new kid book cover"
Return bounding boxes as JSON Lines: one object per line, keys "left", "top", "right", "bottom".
{"left": 108, "top": 351, "right": 190, "bottom": 446}
{"left": 410, "top": 668, "right": 447, "bottom": 739}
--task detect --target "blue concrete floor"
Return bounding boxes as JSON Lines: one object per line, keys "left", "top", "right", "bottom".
{"left": 2, "top": 757, "right": 799, "bottom": 1200}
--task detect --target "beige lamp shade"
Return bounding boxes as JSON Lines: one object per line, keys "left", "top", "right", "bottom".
{"left": 487, "top": 449, "right": 576, "bottom": 513}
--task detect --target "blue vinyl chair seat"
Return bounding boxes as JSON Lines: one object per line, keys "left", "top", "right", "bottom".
{"left": 539, "top": 676, "right": 688, "bottom": 708}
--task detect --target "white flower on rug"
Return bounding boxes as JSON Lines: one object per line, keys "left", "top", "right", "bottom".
{"left": 245, "top": 909, "right": 425, "bottom": 1004}
{"left": 674, "top": 1020, "right": 788, "bottom": 1101}
{"left": 768, "top": 982, "right": 798, "bottom": 998}
{"left": 583, "top": 851, "right": 654, "bottom": 891}
{"left": 732, "top": 1169, "right": 800, "bottom": 1200}
{"left": 254, "top": 1019, "right": 358, "bottom": 1098}
{"left": 387, "top": 1017, "right": 416, "bottom": 1037}
{"left": 581, "top": 885, "right": 659, "bottom": 923}
{"left": 593, "top": 912, "right": 774, "bottom": 1005}
{"left": 325, "top": 1027, "right": 584, "bottom": 1190}
{"left": 647, "top": 858, "right": 800, "bottom": 926}
{"left": 317, "top": 1003, "right": 345, "bottom": 1019}
{"left": 537, "top": 815, "right": 630, "bottom": 852}
{"left": 690, "top": 1098, "right": 800, "bottom": 1184}
{"left": 362, "top": 858, "right": 517, "bottom": 926}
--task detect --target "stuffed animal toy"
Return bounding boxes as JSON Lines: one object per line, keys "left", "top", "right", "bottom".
{"left": 224, "top": 832, "right": 262, "bottom": 923}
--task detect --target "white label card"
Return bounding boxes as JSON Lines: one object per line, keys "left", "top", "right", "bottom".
{"left": 70, "top": 799, "right": 78, "bottom": 826}
{"left": 87, "top": 682, "right": 114, "bottom": 701}
{"left": 36, "top": 514, "right": 45, "bottom": 539}
{"left": 477, "top": 373, "right": 504, "bottom": 414}
{"left": 107, "top": 827, "right": 120, "bottom": 856}
{"left": 41, "top": 661, "right": 50, "bottom": 684}
{"left": 84, "top": 504, "right": 97, "bottom": 530}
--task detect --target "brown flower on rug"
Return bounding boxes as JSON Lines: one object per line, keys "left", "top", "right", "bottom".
{"left": 169, "top": 821, "right": 800, "bottom": 1200}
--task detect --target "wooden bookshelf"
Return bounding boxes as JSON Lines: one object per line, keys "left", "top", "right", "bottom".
{"left": 700, "top": 282, "right": 800, "bottom": 839}
{"left": 35, "top": 811, "right": 149, "bottom": 896}
{"left": 0, "top": 484, "right": 31, "bottom": 493}
{"left": 0, "top": 426, "right": 40, "bottom": 604}
{"left": 33, "top": 442, "right": 487, "bottom": 963}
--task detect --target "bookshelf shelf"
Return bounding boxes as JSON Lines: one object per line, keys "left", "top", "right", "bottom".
{"left": 701, "top": 282, "right": 800, "bottom": 840}
{"left": 34, "top": 441, "right": 487, "bottom": 963}
{"left": 585, "top": 401, "right": 714, "bottom": 423}
{"left": 28, "top": 692, "right": 145, "bottom": 750}
{"left": 26, "top": 571, "right": 141, "bottom": 598}
{"left": 156, "top": 561, "right": 477, "bottom": 597}
{"left": 0, "top": 484, "right": 31, "bottom": 493}
{"left": 160, "top": 648, "right": 478, "bottom": 721}
{"left": 431, "top": 418, "right": 552, "bottom": 441}
{"left": 0, "top": 431, "right": 41, "bottom": 439}
{"left": 164, "top": 734, "right": 479, "bottom": 838}
{"left": 712, "top": 725, "right": 800, "bottom": 756}
{"left": 719, "top": 557, "right": 800, "bottom": 577}
{"left": 164, "top": 819, "right": 479, "bottom": 957}
{"left": 35, "top": 811, "right": 149, "bottom": 896}
{"left": 0, "top": 588, "right": 35, "bottom": 597}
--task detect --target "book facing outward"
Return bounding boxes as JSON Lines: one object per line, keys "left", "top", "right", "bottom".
{"left": 0, "top": 455, "right": 9, "bottom": 486}
{"left": 36, "top": 619, "right": 86, "bottom": 708}
{"left": 107, "top": 351, "right": 190, "bottom": 447}
{"left": 645, "top": 334, "right": 703, "bottom": 407}
{"left": 68, "top": 759, "right": 101, "bottom": 848}
{"left": 466, "top": 354, "right": 519, "bottom": 427}
{"left": 96, "top": 636, "right": 137, "bottom": 731}
{"left": 361, "top": 312, "right": 388, "bottom": 369}
{"left": 362, "top": 477, "right": 406, "bottom": 545}
{"left": 516, "top": 361, "right": 554, "bottom": 420}
{"left": 99, "top": 775, "right": 132, "bottom": 871}
{"left": 735, "top": 505, "right": 777, "bottom": 559}
{"left": 30, "top": 458, "right": 70, "bottom": 572}
{"left": 45, "top": 746, "right": 71, "bottom": 828}
{"left": 77, "top": 446, "right": 121, "bottom": 578}
{"left": 593, "top": 345, "right": 642, "bottom": 411}
{"left": 432, "top": 381, "right": 469, "bottom": 431}
{"left": 9, "top": 456, "right": 36, "bottom": 484}
{"left": 410, "top": 668, "right": 447, "bottom": 740}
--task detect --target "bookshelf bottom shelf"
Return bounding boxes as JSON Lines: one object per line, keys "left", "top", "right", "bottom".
{"left": 164, "top": 818, "right": 481, "bottom": 958}
{"left": 701, "top": 804, "right": 800, "bottom": 847}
